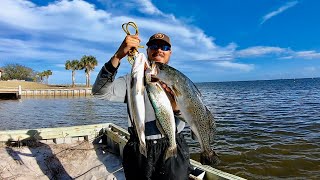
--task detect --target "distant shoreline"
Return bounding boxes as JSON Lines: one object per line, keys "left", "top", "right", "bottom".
{"left": 0, "top": 80, "right": 91, "bottom": 90}
{"left": 0, "top": 81, "right": 92, "bottom": 98}
{"left": 195, "top": 77, "right": 320, "bottom": 84}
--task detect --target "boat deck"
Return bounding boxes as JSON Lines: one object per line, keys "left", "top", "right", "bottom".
{"left": 0, "top": 141, "right": 124, "bottom": 179}
{"left": 0, "top": 123, "right": 246, "bottom": 180}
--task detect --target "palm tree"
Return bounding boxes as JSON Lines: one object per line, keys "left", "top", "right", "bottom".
{"left": 37, "top": 72, "right": 45, "bottom": 83}
{"left": 79, "top": 55, "right": 98, "bottom": 87}
{"left": 44, "top": 70, "right": 52, "bottom": 84}
{"left": 65, "top": 60, "right": 80, "bottom": 87}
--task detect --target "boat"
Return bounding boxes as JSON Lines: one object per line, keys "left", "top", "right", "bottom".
{"left": 0, "top": 123, "right": 246, "bottom": 180}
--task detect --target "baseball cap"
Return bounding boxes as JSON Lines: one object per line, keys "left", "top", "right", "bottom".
{"left": 146, "top": 33, "right": 171, "bottom": 47}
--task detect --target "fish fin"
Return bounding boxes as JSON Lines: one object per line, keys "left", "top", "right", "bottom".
{"left": 200, "top": 150, "right": 220, "bottom": 166}
{"left": 156, "top": 119, "right": 166, "bottom": 136}
{"left": 185, "top": 77, "right": 202, "bottom": 97}
{"left": 155, "top": 82, "right": 163, "bottom": 91}
{"left": 174, "top": 112, "right": 186, "bottom": 122}
{"left": 192, "top": 83, "right": 202, "bottom": 97}
{"left": 139, "top": 144, "right": 147, "bottom": 158}
{"left": 165, "top": 145, "right": 177, "bottom": 161}
{"left": 205, "top": 107, "right": 216, "bottom": 143}
{"left": 190, "top": 129, "right": 198, "bottom": 141}
{"left": 144, "top": 58, "right": 151, "bottom": 70}
{"left": 162, "top": 83, "right": 175, "bottom": 102}
{"left": 171, "top": 84, "right": 182, "bottom": 97}
{"left": 161, "top": 82, "right": 181, "bottom": 116}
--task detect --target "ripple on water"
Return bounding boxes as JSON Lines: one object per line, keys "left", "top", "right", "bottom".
{"left": 217, "top": 143, "right": 320, "bottom": 179}
{"left": 1, "top": 79, "right": 320, "bottom": 179}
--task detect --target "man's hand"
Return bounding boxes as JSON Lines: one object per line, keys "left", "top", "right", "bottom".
{"left": 160, "top": 81, "right": 181, "bottom": 115}
{"left": 111, "top": 35, "right": 141, "bottom": 68}
{"left": 115, "top": 35, "right": 141, "bottom": 60}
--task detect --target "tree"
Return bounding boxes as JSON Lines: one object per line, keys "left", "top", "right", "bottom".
{"left": 37, "top": 70, "right": 52, "bottom": 84}
{"left": 37, "top": 72, "right": 45, "bottom": 83}
{"left": 1, "top": 63, "right": 35, "bottom": 81}
{"left": 44, "top": 70, "right": 52, "bottom": 84}
{"left": 65, "top": 60, "right": 80, "bottom": 87}
{"left": 79, "top": 55, "right": 98, "bottom": 87}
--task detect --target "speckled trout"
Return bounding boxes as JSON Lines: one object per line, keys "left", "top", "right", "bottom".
{"left": 145, "top": 75, "right": 177, "bottom": 160}
{"left": 147, "top": 62, "right": 220, "bottom": 165}
{"left": 130, "top": 53, "right": 148, "bottom": 157}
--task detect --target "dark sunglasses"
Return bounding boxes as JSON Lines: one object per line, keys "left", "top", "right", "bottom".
{"left": 148, "top": 44, "right": 171, "bottom": 51}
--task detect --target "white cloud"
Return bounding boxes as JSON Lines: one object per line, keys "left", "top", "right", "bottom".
{"left": 0, "top": 37, "right": 109, "bottom": 63}
{"left": 136, "top": 0, "right": 163, "bottom": 15}
{"left": 98, "top": 0, "right": 173, "bottom": 18}
{"left": 0, "top": 0, "right": 127, "bottom": 43}
{"left": 235, "top": 46, "right": 320, "bottom": 60}
{"left": 293, "top": 51, "right": 320, "bottom": 59}
{"left": 214, "top": 61, "right": 254, "bottom": 72}
{"left": 0, "top": 0, "right": 39, "bottom": 29}
{"left": 0, "top": 0, "right": 235, "bottom": 67}
{"left": 280, "top": 50, "right": 320, "bottom": 60}
{"left": 1, "top": 0, "right": 319, "bottom": 83}
{"left": 261, "top": 1, "right": 298, "bottom": 25}
{"left": 236, "top": 46, "right": 288, "bottom": 57}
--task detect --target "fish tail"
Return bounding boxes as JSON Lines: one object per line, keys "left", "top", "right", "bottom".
{"left": 200, "top": 150, "right": 220, "bottom": 166}
{"left": 164, "top": 145, "right": 177, "bottom": 160}
{"left": 139, "top": 143, "right": 147, "bottom": 157}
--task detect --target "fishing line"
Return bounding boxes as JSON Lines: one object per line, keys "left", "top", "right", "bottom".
{"left": 121, "top": 22, "right": 144, "bottom": 65}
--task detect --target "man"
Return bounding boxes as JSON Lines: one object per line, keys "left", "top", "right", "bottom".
{"left": 92, "top": 33, "right": 191, "bottom": 180}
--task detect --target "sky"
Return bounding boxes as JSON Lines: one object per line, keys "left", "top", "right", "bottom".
{"left": 1, "top": 0, "right": 320, "bottom": 84}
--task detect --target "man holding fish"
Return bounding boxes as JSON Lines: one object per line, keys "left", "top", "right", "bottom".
{"left": 92, "top": 32, "right": 218, "bottom": 180}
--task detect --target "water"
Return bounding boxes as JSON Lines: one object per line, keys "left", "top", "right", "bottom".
{"left": 1, "top": 78, "right": 319, "bottom": 179}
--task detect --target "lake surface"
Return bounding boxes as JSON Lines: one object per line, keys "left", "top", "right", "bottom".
{"left": 1, "top": 78, "right": 319, "bottom": 179}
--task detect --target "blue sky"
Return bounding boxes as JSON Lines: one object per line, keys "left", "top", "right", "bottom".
{"left": 1, "top": 0, "right": 320, "bottom": 84}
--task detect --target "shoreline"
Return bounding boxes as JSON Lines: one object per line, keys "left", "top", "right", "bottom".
{"left": 0, "top": 81, "right": 92, "bottom": 98}
{"left": 0, "top": 80, "right": 91, "bottom": 90}
{"left": 21, "top": 88, "right": 92, "bottom": 96}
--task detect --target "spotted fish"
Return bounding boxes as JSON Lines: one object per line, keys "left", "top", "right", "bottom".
{"left": 145, "top": 66, "right": 177, "bottom": 160}
{"left": 148, "top": 62, "right": 220, "bottom": 165}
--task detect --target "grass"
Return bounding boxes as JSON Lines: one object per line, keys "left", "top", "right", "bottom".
{"left": 0, "top": 81, "right": 91, "bottom": 90}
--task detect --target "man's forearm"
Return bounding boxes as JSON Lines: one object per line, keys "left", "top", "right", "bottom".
{"left": 92, "top": 58, "right": 119, "bottom": 95}
{"left": 110, "top": 54, "right": 122, "bottom": 68}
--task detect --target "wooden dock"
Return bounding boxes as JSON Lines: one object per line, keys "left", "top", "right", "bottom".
{"left": 0, "top": 85, "right": 22, "bottom": 99}
{"left": 22, "top": 88, "right": 92, "bottom": 97}
{"left": 0, "top": 86, "right": 92, "bottom": 99}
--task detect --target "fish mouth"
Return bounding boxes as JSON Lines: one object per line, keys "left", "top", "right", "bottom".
{"left": 145, "top": 62, "right": 159, "bottom": 83}
{"left": 150, "top": 62, "right": 159, "bottom": 75}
